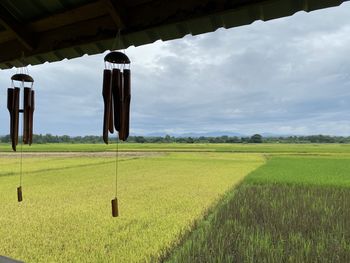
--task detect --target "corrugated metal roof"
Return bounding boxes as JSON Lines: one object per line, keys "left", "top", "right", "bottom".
{"left": 0, "top": 0, "right": 347, "bottom": 69}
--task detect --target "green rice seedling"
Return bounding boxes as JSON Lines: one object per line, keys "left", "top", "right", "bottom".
{"left": 166, "top": 156, "right": 350, "bottom": 263}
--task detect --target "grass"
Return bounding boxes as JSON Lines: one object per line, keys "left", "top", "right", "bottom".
{"left": 2, "top": 142, "right": 350, "bottom": 154}
{"left": 245, "top": 156, "right": 350, "bottom": 187}
{"left": 165, "top": 156, "right": 350, "bottom": 262}
{"left": 0, "top": 152, "right": 264, "bottom": 262}
{"left": 2, "top": 144, "right": 350, "bottom": 262}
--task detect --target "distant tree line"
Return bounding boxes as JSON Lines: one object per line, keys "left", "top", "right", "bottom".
{"left": 1, "top": 133, "right": 350, "bottom": 144}
{"left": 0, "top": 134, "right": 103, "bottom": 144}
{"left": 264, "top": 135, "right": 350, "bottom": 143}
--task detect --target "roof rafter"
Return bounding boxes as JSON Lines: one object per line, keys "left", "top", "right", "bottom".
{"left": 100, "top": 0, "right": 126, "bottom": 29}
{"left": 29, "top": 1, "right": 107, "bottom": 32}
{"left": 0, "top": 15, "right": 116, "bottom": 64}
{"left": 0, "top": 5, "right": 35, "bottom": 51}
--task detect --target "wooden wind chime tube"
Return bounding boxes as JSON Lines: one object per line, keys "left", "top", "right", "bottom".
{"left": 102, "top": 51, "right": 131, "bottom": 144}
{"left": 111, "top": 198, "right": 118, "bottom": 217}
{"left": 7, "top": 88, "right": 14, "bottom": 150}
{"left": 7, "top": 89, "right": 35, "bottom": 150}
{"left": 7, "top": 87, "right": 20, "bottom": 151}
{"left": 102, "top": 69, "right": 112, "bottom": 144}
{"left": 7, "top": 73, "right": 35, "bottom": 202}
{"left": 121, "top": 69, "right": 131, "bottom": 141}
{"left": 112, "top": 68, "right": 121, "bottom": 132}
{"left": 102, "top": 51, "right": 131, "bottom": 217}
{"left": 23, "top": 87, "right": 31, "bottom": 144}
{"left": 29, "top": 90, "right": 35, "bottom": 145}
{"left": 17, "top": 186, "right": 23, "bottom": 202}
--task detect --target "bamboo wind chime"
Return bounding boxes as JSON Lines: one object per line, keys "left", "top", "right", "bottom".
{"left": 102, "top": 51, "right": 131, "bottom": 217}
{"left": 7, "top": 72, "right": 35, "bottom": 202}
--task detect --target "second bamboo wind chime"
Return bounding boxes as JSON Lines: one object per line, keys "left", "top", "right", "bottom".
{"left": 102, "top": 51, "right": 131, "bottom": 217}
{"left": 7, "top": 72, "right": 35, "bottom": 202}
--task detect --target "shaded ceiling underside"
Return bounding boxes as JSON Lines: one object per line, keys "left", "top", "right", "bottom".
{"left": 0, "top": 0, "right": 347, "bottom": 69}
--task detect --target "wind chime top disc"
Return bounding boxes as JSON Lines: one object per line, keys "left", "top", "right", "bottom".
{"left": 11, "top": 73, "right": 34, "bottom": 83}
{"left": 104, "top": 51, "right": 130, "bottom": 64}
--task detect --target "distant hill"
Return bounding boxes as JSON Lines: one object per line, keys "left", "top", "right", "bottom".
{"left": 139, "top": 131, "right": 246, "bottom": 138}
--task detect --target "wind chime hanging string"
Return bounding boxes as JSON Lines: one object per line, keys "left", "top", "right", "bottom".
{"left": 7, "top": 68, "right": 35, "bottom": 202}
{"left": 102, "top": 51, "right": 131, "bottom": 217}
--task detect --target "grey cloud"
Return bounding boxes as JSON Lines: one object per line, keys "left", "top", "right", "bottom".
{"left": 1, "top": 3, "right": 350, "bottom": 136}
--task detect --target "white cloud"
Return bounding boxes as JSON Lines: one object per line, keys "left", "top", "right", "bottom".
{"left": 0, "top": 3, "right": 350, "bottom": 136}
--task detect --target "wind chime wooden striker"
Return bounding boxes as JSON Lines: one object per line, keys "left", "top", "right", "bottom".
{"left": 7, "top": 70, "right": 35, "bottom": 202}
{"left": 102, "top": 51, "right": 131, "bottom": 217}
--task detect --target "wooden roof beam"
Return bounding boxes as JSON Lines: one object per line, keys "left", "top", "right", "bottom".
{"left": 0, "top": 16, "right": 116, "bottom": 63}
{"left": 0, "top": 6, "right": 35, "bottom": 51}
{"left": 100, "top": 0, "right": 126, "bottom": 29}
{"left": 29, "top": 2, "right": 107, "bottom": 32}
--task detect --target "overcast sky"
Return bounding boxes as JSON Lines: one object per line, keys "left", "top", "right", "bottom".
{"left": 1, "top": 3, "right": 350, "bottom": 136}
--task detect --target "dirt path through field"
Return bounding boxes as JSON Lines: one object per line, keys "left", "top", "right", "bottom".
{"left": 0, "top": 151, "right": 164, "bottom": 158}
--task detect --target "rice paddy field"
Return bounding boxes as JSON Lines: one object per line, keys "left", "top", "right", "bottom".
{"left": 1, "top": 143, "right": 350, "bottom": 262}
{"left": 2, "top": 142, "right": 350, "bottom": 153}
